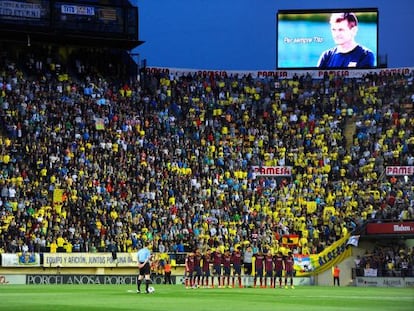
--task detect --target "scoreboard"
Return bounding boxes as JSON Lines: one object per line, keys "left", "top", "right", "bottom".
{"left": 0, "top": 0, "right": 141, "bottom": 49}
{"left": 0, "top": 0, "right": 50, "bottom": 26}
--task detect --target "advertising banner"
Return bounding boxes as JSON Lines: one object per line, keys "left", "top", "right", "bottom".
{"left": 43, "top": 252, "right": 137, "bottom": 267}
{"left": 0, "top": 0, "right": 44, "bottom": 19}
{"left": 0, "top": 0, "right": 49, "bottom": 26}
{"left": 364, "top": 268, "right": 378, "bottom": 277}
{"left": 366, "top": 222, "right": 414, "bottom": 235}
{"left": 1, "top": 253, "right": 40, "bottom": 267}
{"left": 26, "top": 274, "right": 177, "bottom": 285}
{"left": 146, "top": 66, "right": 413, "bottom": 80}
{"left": 251, "top": 166, "right": 292, "bottom": 177}
{"left": 355, "top": 277, "right": 414, "bottom": 288}
{"left": 0, "top": 274, "right": 26, "bottom": 285}
{"left": 385, "top": 166, "right": 414, "bottom": 176}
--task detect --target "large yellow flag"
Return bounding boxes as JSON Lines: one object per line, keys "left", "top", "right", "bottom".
{"left": 306, "top": 201, "right": 317, "bottom": 214}
{"left": 53, "top": 188, "right": 64, "bottom": 206}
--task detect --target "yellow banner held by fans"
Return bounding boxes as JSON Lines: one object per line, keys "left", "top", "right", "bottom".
{"left": 295, "top": 233, "right": 352, "bottom": 277}
{"left": 53, "top": 188, "right": 64, "bottom": 206}
{"left": 306, "top": 201, "right": 317, "bottom": 214}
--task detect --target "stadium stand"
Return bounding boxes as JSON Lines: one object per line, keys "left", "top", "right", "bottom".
{"left": 0, "top": 42, "right": 413, "bottom": 278}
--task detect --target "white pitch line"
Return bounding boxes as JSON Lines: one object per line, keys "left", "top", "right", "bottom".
{"left": 127, "top": 289, "right": 137, "bottom": 293}
{"left": 284, "top": 295, "right": 413, "bottom": 300}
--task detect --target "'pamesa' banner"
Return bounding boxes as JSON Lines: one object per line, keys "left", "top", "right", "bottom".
{"left": 146, "top": 66, "right": 412, "bottom": 80}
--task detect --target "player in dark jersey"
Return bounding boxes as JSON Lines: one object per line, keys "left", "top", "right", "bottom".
{"left": 317, "top": 12, "right": 375, "bottom": 68}
{"left": 273, "top": 251, "right": 284, "bottom": 288}
{"left": 284, "top": 251, "right": 295, "bottom": 289}
{"left": 201, "top": 249, "right": 212, "bottom": 288}
{"left": 264, "top": 251, "right": 274, "bottom": 288}
{"left": 222, "top": 249, "right": 232, "bottom": 287}
{"left": 185, "top": 252, "right": 195, "bottom": 289}
{"left": 193, "top": 249, "right": 203, "bottom": 288}
{"left": 253, "top": 250, "right": 265, "bottom": 288}
{"left": 211, "top": 249, "right": 223, "bottom": 288}
{"left": 231, "top": 246, "right": 243, "bottom": 288}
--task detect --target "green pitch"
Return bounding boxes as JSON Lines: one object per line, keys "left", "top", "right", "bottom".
{"left": 0, "top": 285, "right": 413, "bottom": 311}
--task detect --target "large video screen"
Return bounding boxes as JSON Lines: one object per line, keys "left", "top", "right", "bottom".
{"left": 277, "top": 8, "right": 378, "bottom": 69}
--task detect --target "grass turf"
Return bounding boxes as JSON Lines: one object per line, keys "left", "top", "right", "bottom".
{"left": 0, "top": 284, "right": 413, "bottom": 311}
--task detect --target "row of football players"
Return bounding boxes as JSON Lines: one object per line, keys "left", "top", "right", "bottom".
{"left": 184, "top": 248, "right": 295, "bottom": 288}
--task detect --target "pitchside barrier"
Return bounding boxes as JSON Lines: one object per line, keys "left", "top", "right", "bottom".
{"left": 0, "top": 273, "right": 314, "bottom": 286}
{"left": 1, "top": 250, "right": 413, "bottom": 287}
{"left": 1, "top": 273, "right": 413, "bottom": 287}
{"left": 0, "top": 233, "right": 354, "bottom": 277}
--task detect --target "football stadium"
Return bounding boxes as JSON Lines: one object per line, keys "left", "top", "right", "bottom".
{"left": 0, "top": 1, "right": 413, "bottom": 311}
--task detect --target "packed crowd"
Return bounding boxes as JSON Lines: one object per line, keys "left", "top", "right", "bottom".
{"left": 355, "top": 243, "right": 414, "bottom": 277}
{"left": 0, "top": 45, "right": 414, "bottom": 259}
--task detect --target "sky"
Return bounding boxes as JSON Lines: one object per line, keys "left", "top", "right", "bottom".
{"left": 131, "top": 0, "right": 414, "bottom": 70}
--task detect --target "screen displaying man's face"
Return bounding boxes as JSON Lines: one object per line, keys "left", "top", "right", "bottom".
{"left": 330, "top": 19, "right": 357, "bottom": 46}
{"left": 276, "top": 9, "right": 378, "bottom": 68}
